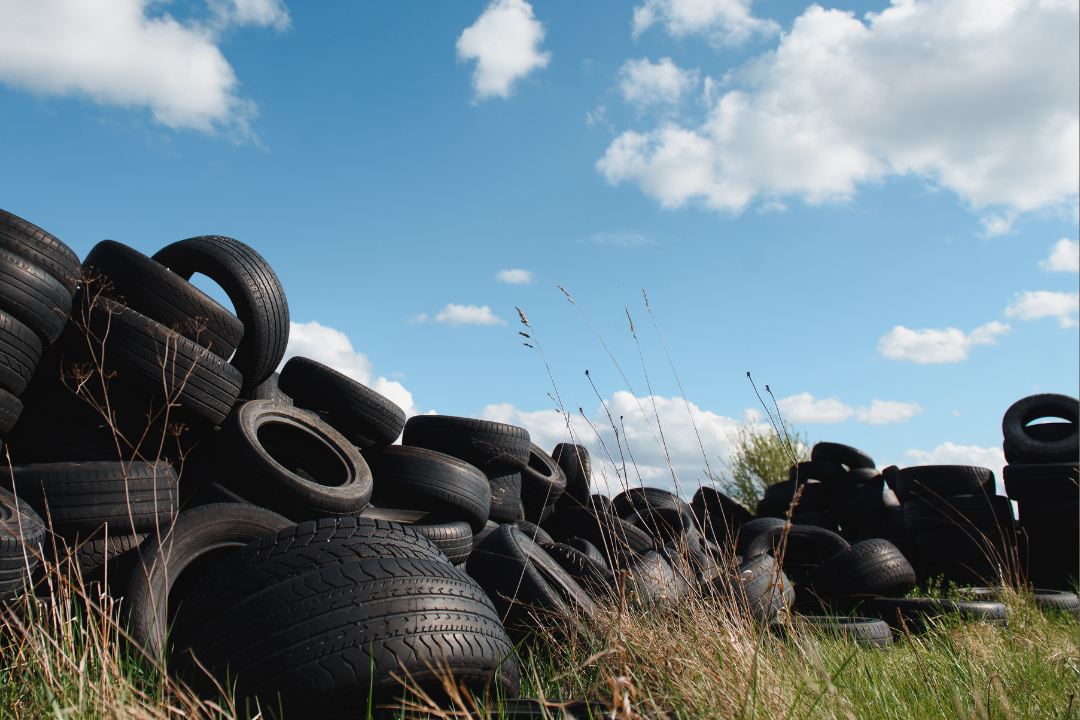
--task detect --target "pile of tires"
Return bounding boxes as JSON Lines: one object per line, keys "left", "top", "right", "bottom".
{"left": 1001, "top": 393, "right": 1079, "bottom": 590}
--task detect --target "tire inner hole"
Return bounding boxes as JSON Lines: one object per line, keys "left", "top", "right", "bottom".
{"left": 258, "top": 420, "right": 349, "bottom": 487}
{"left": 168, "top": 544, "right": 246, "bottom": 623}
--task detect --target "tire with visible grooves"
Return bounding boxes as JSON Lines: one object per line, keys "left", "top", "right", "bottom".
{"left": 794, "top": 616, "right": 893, "bottom": 649}
{"left": 542, "top": 542, "right": 616, "bottom": 595}
{"left": 0, "top": 248, "right": 71, "bottom": 345}
{"left": 895, "top": 465, "right": 995, "bottom": 504}
{"left": 0, "top": 311, "right": 41, "bottom": 396}
{"left": 519, "top": 443, "right": 566, "bottom": 521}
{"left": 182, "top": 557, "right": 520, "bottom": 714}
{"left": 403, "top": 415, "right": 530, "bottom": 471}
{"left": 0, "top": 388, "right": 20, "bottom": 434}
{"left": 278, "top": 356, "right": 406, "bottom": 447}
{"left": 710, "top": 552, "right": 793, "bottom": 622}
{"left": 0, "top": 208, "right": 81, "bottom": 295}
{"left": 795, "top": 539, "right": 916, "bottom": 606}
{"left": 0, "top": 485, "right": 45, "bottom": 600}
{"left": 485, "top": 469, "right": 522, "bottom": 522}
{"left": 153, "top": 235, "right": 289, "bottom": 390}
{"left": 869, "top": 596, "right": 1007, "bottom": 631}
{"left": 370, "top": 445, "right": 490, "bottom": 532}
{"left": 552, "top": 443, "right": 590, "bottom": 511}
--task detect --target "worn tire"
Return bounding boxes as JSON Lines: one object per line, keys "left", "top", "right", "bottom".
{"left": 0, "top": 248, "right": 71, "bottom": 345}
{"left": 542, "top": 542, "right": 616, "bottom": 595}
{"left": 811, "top": 442, "right": 875, "bottom": 470}
{"left": 1002, "top": 394, "right": 1079, "bottom": 463}
{"left": 0, "top": 387, "right": 21, "bottom": 434}
{"left": 0, "top": 208, "right": 80, "bottom": 295}
{"left": 793, "top": 616, "right": 893, "bottom": 649}
{"left": 370, "top": 445, "right": 490, "bottom": 531}
{"left": 153, "top": 235, "right": 289, "bottom": 390}
{"left": 710, "top": 552, "right": 793, "bottom": 622}
{"left": 744, "top": 524, "right": 849, "bottom": 583}
{"left": 870, "top": 596, "right": 1007, "bottom": 632}
{"left": 552, "top": 443, "right": 591, "bottom": 511}
{"left": 0, "top": 311, "right": 41, "bottom": 396}
{"left": 692, "top": 486, "right": 753, "bottom": 544}
{"left": 0, "top": 485, "right": 44, "bottom": 600}
{"left": 519, "top": 443, "right": 566, "bottom": 521}
{"left": 403, "top": 415, "right": 530, "bottom": 471}
{"left": 895, "top": 465, "right": 995, "bottom": 504}
{"left": 795, "top": 539, "right": 916, "bottom": 606}
{"left": 903, "top": 494, "right": 1014, "bottom": 535}
{"left": 485, "top": 469, "right": 522, "bottom": 522}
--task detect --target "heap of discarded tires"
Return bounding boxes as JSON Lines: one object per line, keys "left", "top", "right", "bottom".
{"left": 0, "top": 206, "right": 1076, "bottom": 717}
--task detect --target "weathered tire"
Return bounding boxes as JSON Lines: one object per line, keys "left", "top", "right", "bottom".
{"left": 183, "top": 557, "right": 520, "bottom": 715}
{"left": 485, "top": 469, "right": 522, "bottom": 522}
{"left": 0, "top": 485, "right": 44, "bottom": 600}
{"left": 278, "top": 356, "right": 406, "bottom": 447}
{"left": 519, "top": 443, "right": 566, "bottom": 521}
{"left": 0, "top": 248, "right": 71, "bottom": 345}
{"left": 795, "top": 539, "right": 916, "bottom": 606}
{"left": 552, "top": 443, "right": 590, "bottom": 511}
{"left": 0, "top": 461, "right": 178, "bottom": 537}
{"left": 915, "top": 527, "right": 1014, "bottom": 562}
{"left": 542, "top": 542, "right": 616, "bottom": 596}
{"left": 541, "top": 506, "right": 654, "bottom": 563}
{"left": 710, "top": 552, "right": 793, "bottom": 622}
{"left": 744, "top": 524, "right": 850, "bottom": 583}
{"left": 153, "top": 235, "right": 289, "bottom": 390}
{"left": 82, "top": 240, "right": 244, "bottom": 359}
{"left": 214, "top": 400, "right": 372, "bottom": 521}
{"left": 869, "top": 596, "right": 1007, "bottom": 632}
{"left": 789, "top": 460, "right": 841, "bottom": 482}
{"left": 125, "top": 503, "right": 292, "bottom": 657}
{"left": 1002, "top": 394, "right": 1079, "bottom": 463}
{"left": 734, "top": 517, "right": 787, "bottom": 557}
{"left": 0, "top": 208, "right": 81, "bottom": 295}
{"left": 811, "top": 442, "right": 875, "bottom": 469}
{"left": 370, "top": 445, "right": 490, "bottom": 532}
{"left": 793, "top": 616, "right": 893, "bottom": 649}
{"left": 0, "top": 311, "right": 41, "bottom": 397}
{"left": 403, "top": 415, "right": 530, "bottom": 471}
{"left": 692, "top": 486, "right": 753, "bottom": 544}
{"left": 0, "top": 387, "right": 21, "bottom": 434}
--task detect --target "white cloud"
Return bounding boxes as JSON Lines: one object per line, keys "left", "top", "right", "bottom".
{"left": 776, "top": 392, "right": 922, "bottom": 426}
{"left": 618, "top": 57, "right": 698, "bottom": 107}
{"left": 601, "top": 0, "right": 1079, "bottom": 217}
{"left": 482, "top": 391, "right": 750, "bottom": 496}
{"left": 904, "top": 441, "right": 1006, "bottom": 495}
{"left": 424, "top": 303, "right": 506, "bottom": 325}
{"left": 631, "top": 0, "right": 779, "bottom": 46}
{"left": 980, "top": 214, "right": 1015, "bottom": 237}
{"left": 0, "top": 0, "right": 290, "bottom": 135}
{"left": 590, "top": 230, "right": 657, "bottom": 247}
{"left": 1040, "top": 239, "right": 1080, "bottom": 273}
{"left": 456, "top": 0, "right": 550, "bottom": 101}
{"left": 877, "top": 320, "right": 1011, "bottom": 364}
{"left": 281, "top": 321, "right": 421, "bottom": 418}
{"left": 1005, "top": 290, "right": 1080, "bottom": 328}
{"left": 496, "top": 268, "right": 535, "bottom": 284}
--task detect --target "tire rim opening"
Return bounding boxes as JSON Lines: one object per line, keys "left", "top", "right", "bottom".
{"left": 257, "top": 420, "right": 350, "bottom": 488}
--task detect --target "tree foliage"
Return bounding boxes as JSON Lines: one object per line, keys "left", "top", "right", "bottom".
{"left": 706, "top": 422, "right": 810, "bottom": 512}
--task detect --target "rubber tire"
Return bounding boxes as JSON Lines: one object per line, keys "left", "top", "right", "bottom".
{"left": 869, "top": 597, "right": 1007, "bottom": 632}
{"left": 0, "top": 208, "right": 81, "bottom": 295}
{"left": 513, "top": 520, "right": 554, "bottom": 546}
{"left": 692, "top": 486, "right": 753, "bottom": 543}
{"left": 915, "top": 527, "right": 1014, "bottom": 562}
{"left": 171, "top": 516, "right": 449, "bottom": 652}
{"left": 710, "top": 553, "right": 793, "bottom": 622}
{"left": 788, "top": 460, "right": 841, "bottom": 482}
{"left": 183, "top": 557, "right": 520, "bottom": 716}
{"left": 485, "top": 469, "right": 522, "bottom": 522}
{"left": 125, "top": 502, "right": 292, "bottom": 657}
{"left": 541, "top": 506, "right": 654, "bottom": 562}
{"left": 0, "top": 248, "right": 71, "bottom": 345}
{"left": 551, "top": 443, "right": 590, "bottom": 511}
{"left": 467, "top": 524, "right": 597, "bottom": 632}
{"left": 833, "top": 487, "right": 900, "bottom": 526}
{"left": 744, "top": 524, "right": 850, "bottom": 583}
{"left": 795, "top": 539, "right": 916, "bottom": 606}
{"left": 811, "top": 442, "right": 875, "bottom": 470}
{"left": 370, "top": 445, "right": 490, "bottom": 532}
{"left": 566, "top": 537, "right": 608, "bottom": 568}
{"left": 611, "top": 487, "right": 691, "bottom": 523}
{"left": 902, "top": 495, "right": 1014, "bottom": 535}
{"left": 827, "top": 467, "right": 884, "bottom": 490}
{"left": 1003, "top": 463, "right": 1078, "bottom": 501}
{"left": 519, "top": 443, "right": 566, "bottom": 522}
{"left": 617, "top": 549, "right": 681, "bottom": 607}
{"left": 0, "top": 310, "right": 41, "bottom": 396}
{"left": 239, "top": 371, "right": 292, "bottom": 404}
{"left": 589, "top": 494, "right": 616, "bottom": 516}
{"left": 793, "top": 616, "right": 893, "bottom": 649}
{"left": 0, "top": 485, "right": 44, "bottom": 600}
{"left": 0, "top": 387, "right": 21, "bottom": 434}
{"left": 0, "top": 461, "right": 178, "bottom": 537}
{"left": 153, "top": 235, "right": 289, "bottom": 390}
{"left": 1017, "top": 499, "right": 1080, "bottom": 531}
{"left": 82, "top": 240, "right": 244, "bottom": 359}
{"left": 1002, "top": 394, "right": 1079, "bottom": 463}
{"left": 542, "top": 542, "right": 616, "bottom": 595}
{"left": 78, "top": 296, "right": 243, "bottom": 426}
{"left": 278, "top": 356, "right": 406, "bottom": 447}
{"left": 403, "top": 415, "right": 531, "bottom": 471}
{"left": 734, "top": 517, "right": 788, "bottom": 558}
{"left": 895, "top": 465, "right": 996, "bottom": 504}
{"left": 214, "top": 400, "right": 373, "bottom": 521}
{"left": 1004, "top": 423, "right": 1079, "bottom": 464}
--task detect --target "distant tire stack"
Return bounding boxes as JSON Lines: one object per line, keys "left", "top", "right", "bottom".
{"left": 1001, "top": 393, "right": 1079, "bottom": 589}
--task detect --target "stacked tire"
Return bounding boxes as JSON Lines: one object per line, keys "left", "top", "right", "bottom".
{"left": 1001, "top": 393, "right": 1079, "bottom": 589}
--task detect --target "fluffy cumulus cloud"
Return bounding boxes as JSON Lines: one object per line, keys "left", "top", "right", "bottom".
{"left": 0, "top": 0, "right": 290, "bottom": 135}
{"left": 1040, "top": 239, "right": 1080, "bottom": 273}
{"left": 631, "top": 0, "right": 779, "bottom": 46}
{"left": 456, "top": 0, "right": 550, "bottom": 100}
{"left": 496, "top": 268, "right": 535, "bottom": 284}
{"left": 415, "top": 304, "right": 506, "bottom": 325}
{"left": 280, "top": 321, "right": 422, "bottom": 419}
{"left": 600, "top": 0, "right": 1079, "bottom": 217}
{"left": 618, "top": 57, "right": 698, "bottom": 107}
{"left": 905, "top": 441, "right": 1007, "bottom": 494}
{"left": 1005, "top": 290, "right": 1080, "bottom": 328}
{"left": 483, "top": 392, "right": 749, "bottom": 496}
{"left": 776, "top": 392, "right": 923, "bottom": 426}
{"left": 877, "top": 321, "right": 1011, "bottom": 364}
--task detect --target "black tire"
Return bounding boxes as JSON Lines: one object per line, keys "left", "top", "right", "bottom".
{"left": 790, "top": 512, "right": 838, "bottom": 530}
{"left": 541, "top": 506, "right": 654, "bottom": 562}
{"left": 278, "top": 356, "right": 406, "bottom": 447}
{"left": 0, "top": 485, "right": 45, "bottom": 600}
{"left": 1002, "top": 394, "right": 1079, "bottom": 463}
{"left": 239, "top": 370, "right": 292, "bottom": 404}
{"left": 541, "top": 542, "right": 616, "bottom": 595}
{"left": 1017, "top": 499, "right": 1080, "bottom": 531}
{"left": 795, "top": 539, "right": 916, "bottom": 606}
{"left": 793, "top": 616, "right": 893, "bottom": 649}
{"left": 566, "top": 537, "right": 608, "bottom": 567}
{"left": 710, "top": 552, "right": 793, "bottom": 622}
{"left": 869, "top": 597, "right": 1007, "bottom": 632}
{"left": 0, "top": 248, "right": 71, "bottom": 345}
{"left": 1029, "top": 589, "right": 1080, "bottom": 616}
{"left": 77, "top": 296, "right": 243, "bottom": 426}
{"left": 172, "top": 516, "right": 449, "bottom": 651}
{"left": 895, "top": 465, "right": 995, "bottom": 504}
{"left": 827, "top": 467, "right": 884, "bottom": 490}
{"left": 788, "top": 460, "right": 841, "bottom": 482}
{"left": 62, "top": 534, "right": 145, "bottom": 579}
{"left": 881, "top": 465, "right": 900, "bottom": 490}
{"left": 903, "top": 494, "right": 1014, "bottom": 535}
{"left": 403, "top": 415, "right": 531, "bottom": 471}
{"left": 152, "top": 236, "right": 289, "bottom": 390}
{"left": 633, "top": 506, "right": 695, "bottom": 543}
{"left": 214, "top": 400, "right": 373, "bottom": 521}
{"left": 1004, "top": 423, "right": 1079, "bottom": 464}
{"left": 0, "top": 311, "right": 41, "bottom": 396}
{"left": 915, "top": 527, "right": 1013, "bottom": 562}
{"left": 183, "top": 557, "right": 520, "bottom": 716}
{"left": 370, "top": 445, "right": 490, "bottom": 532}
{"left": 618, "top": 549, "right": 681, "bottom": 606}
{"left": 734, "top": 517, "right": 787, "bottom": 557}
{"left": 467, "top": 524, "right": 597, "bottom": 631}
{"left": 473, "top": 519, "right": 499, "bottom": 551}
{"left": 588, "top": 494, "right": 616, "bottom": 516}
{"left": 0, "top": 208, "right": 81, "bottom": 296}
{"left": 1003, "top": 463, "right": 1078, "bottom": 501}
{"left": 82, "top": 240, "right": 244, "bottom": 359}
{"left": 125, "top": 502, "right": 292, "bottom": 657}
{"left": 414, "top": 519, "right": 473, "bottom": 564}
{"left": 744, "top": 524, "right": 850, "bottom": 583}
{"left": 756, "top": 492, "right": 825, "bottom": 518}
{"left": 0, "top": 387, "right": 23, "bottom": 434}
{"left": 486, "top": 469, "right": 522, "bottom": 522}
{"left": 612, "top": 487, "right": 690, "bottom": 522}
{"left": 832, "top": 487, "right": 899, "bottom": 526}
{"left": 0, "top": 461, "right": 178, "bottom": 537}
{"left": 692, "top": 486, "right": 753, "bottom": 544}
{"left": 519, "top": 443, "right": 566, "bottom": 521}
{"left": 552, "top": 443, "right": 590, "bottom": 511}
{"left": 811, "top": 442, "right": 875, "bottom": 469}
{"left": 513, "top": 520, "right": 554, "bottom": 546}
{"left": 922, "top": 560, "right": 1003, "bottom": 587}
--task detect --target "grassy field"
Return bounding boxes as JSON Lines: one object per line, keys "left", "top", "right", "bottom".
{"left": 2, "top": 554, "right": 1076, "bottom": 720}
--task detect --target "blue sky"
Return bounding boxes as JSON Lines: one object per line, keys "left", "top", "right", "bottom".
{"left": 0, "top": 0, "right": 1076, "bottom": 496}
